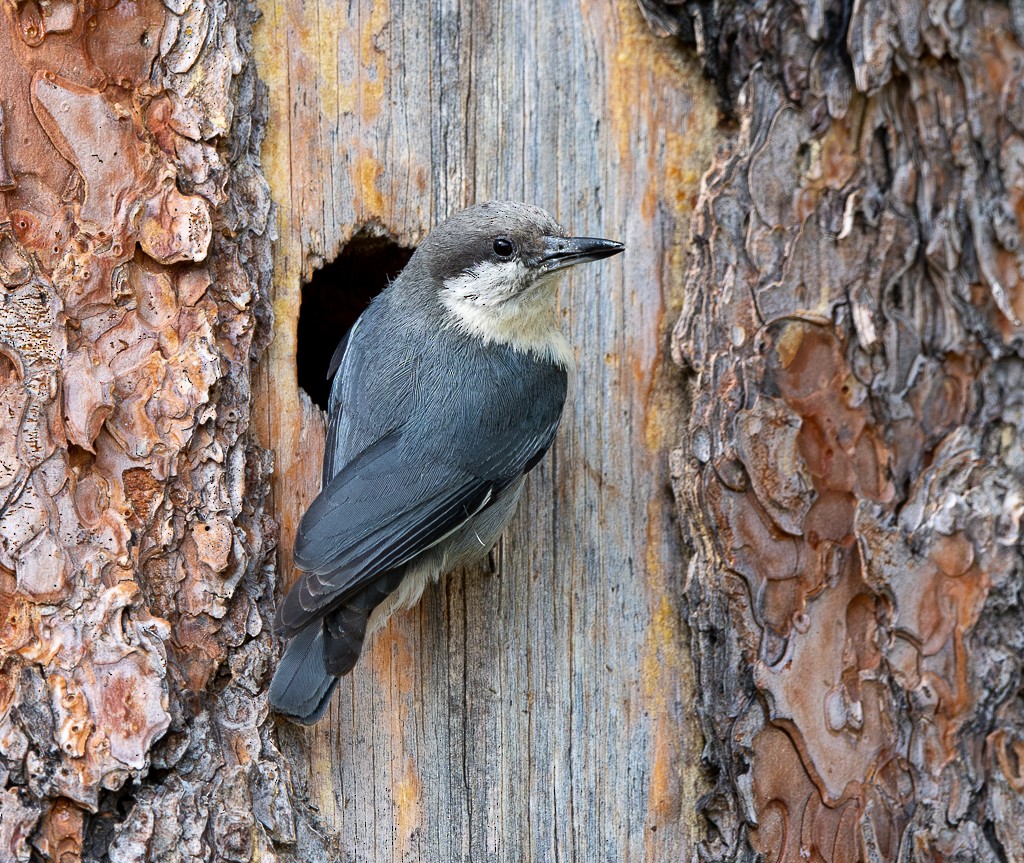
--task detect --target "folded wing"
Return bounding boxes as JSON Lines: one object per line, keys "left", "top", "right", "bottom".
{"left": 277, "top": 314, "right": 569, "bottom": 638}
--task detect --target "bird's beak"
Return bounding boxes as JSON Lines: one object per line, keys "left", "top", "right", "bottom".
{"left": 539, "top": 235, "right": 625, "bottom": 273}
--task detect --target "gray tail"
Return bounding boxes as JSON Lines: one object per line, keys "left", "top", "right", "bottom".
{"left": 322, "top": 602, "right": 372, "bottom": 677}
{"left": 270, "top": 572, "right": 406, "bottom": 723}
{"left": 320, "top": 570, "right": 407, "bottom": 676}
{"left": 269, "top": 623, "right": 339, "bottom": 725}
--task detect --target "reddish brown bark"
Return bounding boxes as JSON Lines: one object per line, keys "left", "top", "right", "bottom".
{"left": 9, "top": 0, "right": 1020, "bottom": 859}
{"left": 0, "top": 0, "right": 284, "bottom": 859}
{"left": 643, "top": 0, "right": 1024, "bottom": 859}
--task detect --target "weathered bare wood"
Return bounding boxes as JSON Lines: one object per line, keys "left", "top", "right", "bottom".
{"left": 0, "top": 0, "right": 283, "bottom": 859}
{"left": 641, "top": 0, "right": 1024, "bottom": 859}
{"left": 253, "top": 0, "right": 717, "bottom": 859}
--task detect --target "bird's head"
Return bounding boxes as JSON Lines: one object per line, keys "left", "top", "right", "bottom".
{"left": 402, "top": 201, "right": 623, "bottom": 364}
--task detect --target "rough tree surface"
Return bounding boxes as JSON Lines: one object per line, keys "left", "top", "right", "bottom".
{"left": 252, "top": 0, "right": 716, "bottom": 859}
{"left": 640, "top": 0, "right": 1024, "bottom": 860}
{"left": 0, "top": 0, "right": 288, "bottom": 859}
{"left": 11, "top": 0, "right": 1017, "bottom": 859}
{"left": 1, "top": 0, "right": 721, "bottom": 859}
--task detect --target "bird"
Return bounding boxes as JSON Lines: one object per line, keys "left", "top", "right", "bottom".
{"left": 269, "top": 201, "right": 624, "bottom": 724}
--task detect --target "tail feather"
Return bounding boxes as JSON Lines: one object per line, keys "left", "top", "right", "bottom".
{"left": 322, "top": 568, "right": 406, "bottom": 676}
{"left": 323, "top": 604, "right": 371, "bottom": 677}
{"left": 269, "top": 622, "right": 338, "bottom": 725}
{"left": 270, "top": 569, "right": 408, "bottom": 724}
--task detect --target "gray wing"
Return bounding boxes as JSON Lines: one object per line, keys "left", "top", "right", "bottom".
{"left": 277, "top": 435, "right": 495, "bottom": 634}
{"left": 321, "top": 322, "right": 357, "bottom": 482}
{"left": 276, "top": 331, "right": 567, "bottom": 636}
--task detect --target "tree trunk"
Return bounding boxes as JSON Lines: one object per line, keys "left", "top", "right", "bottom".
{"left": 5, "top": 0, "right": 1021, "bottom": 860}
{"left": 641, "top": 1, "right": 1024, "bottom": 860}
{"left": 2, "top": 0, "right": 718, "bottom": 860}
{"left": 253, "top": 0, "right": 715, "bottom": 859}
{"left": 0, "top": 0, "right": 283, "bottom": 859}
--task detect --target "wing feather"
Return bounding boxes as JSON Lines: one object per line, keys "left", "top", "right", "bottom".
{"left": 277, "top": 443, "right": 497, "bottom": 634}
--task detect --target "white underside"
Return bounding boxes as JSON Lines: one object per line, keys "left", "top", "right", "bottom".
{"left": 364, "top": 477, "right": 528, "bottom": 640}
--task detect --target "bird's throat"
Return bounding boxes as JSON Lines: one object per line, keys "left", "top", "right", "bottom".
{"left": 440, "top": 278, "right": 575, "bottom": 369}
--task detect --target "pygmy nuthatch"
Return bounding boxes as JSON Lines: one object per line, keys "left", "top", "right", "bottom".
{"left": 270, "top": 201, "right": 624, "bottom": 724}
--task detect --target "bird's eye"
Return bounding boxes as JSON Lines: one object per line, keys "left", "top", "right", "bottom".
{"left": 493, "top": 237, "right": 515, "bottom": 257}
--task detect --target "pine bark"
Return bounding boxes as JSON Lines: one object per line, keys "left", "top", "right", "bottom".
{"left": 0, "top": 0, "right": 284, "bottom": 860}
{"left": 640, "top": 0, "right": 1024, "bottom": 860}
{"left": 2, "top": 0, "right": 718, "bottom": 859}
{"left": 5, "top": 0, "right": 1021, "bottom": 861}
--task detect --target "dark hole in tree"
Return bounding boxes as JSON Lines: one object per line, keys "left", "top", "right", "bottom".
{"left": 297, "top": 231, "right": 414, "bottom": 411}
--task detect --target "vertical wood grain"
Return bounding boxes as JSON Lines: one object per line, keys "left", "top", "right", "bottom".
{"left": 253, "top": 1, "right": 718, "bottom": 859}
